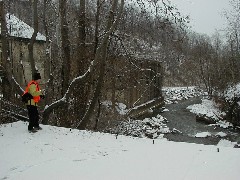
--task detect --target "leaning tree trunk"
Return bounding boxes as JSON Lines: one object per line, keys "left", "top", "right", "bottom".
{"left": 43, "top": 0, "right": 54, "bottom": 106}
{"left": 60, "top": 0, "right": 71, "bottom": 96}
{"left": 77, "top": 0, "right": 124, "bottom": 129}
{"left": 0, "top": 2, "right": 10, "bottom": 101}
{"left": 75, "top": 0, "right": 89, "bottom": 121}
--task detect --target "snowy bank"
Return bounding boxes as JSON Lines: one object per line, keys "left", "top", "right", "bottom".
{"left": 224, "top": 83, "right": 240, "bottom": 101}
{"left": 187, "top": 99, "right": 226, "bottom": 121}
{"left": 1, "top": 121, "right": 240, "bottom": 180}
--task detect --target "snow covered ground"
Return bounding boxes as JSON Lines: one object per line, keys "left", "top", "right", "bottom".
{"left": 0, "top": 121, "right": 240, "bottom": 180}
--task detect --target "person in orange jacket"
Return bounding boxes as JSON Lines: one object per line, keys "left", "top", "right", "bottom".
{"left": 26, "top": 72, "right": 44, "bottom": 133}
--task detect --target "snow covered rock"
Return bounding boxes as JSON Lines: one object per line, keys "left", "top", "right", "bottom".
{"left": 110, "top": 114, "right": 172, "bottom": 139}
{"left": 215, "top": 132, "right": 227, "bottom": 137}
{"left": 187, "top": 98, "right": 226, "bottom": 122}
{"left": 195, "top": 132, "right": 211, "bottom": 138}
{"left": 162, "top": 87, "right": 204, "bottom": 104}
{"left": 217, "top": 139, "right": 237, "bottom": 147}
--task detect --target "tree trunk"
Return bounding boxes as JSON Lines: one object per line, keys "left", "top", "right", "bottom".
{"left": 43, "top": 0, "right": 53, "bottom": 105}
{"left": 77, "top": 0, "right": 124, "bottom": 129}
{"left": 111, "top": 58, "right": 116, "bottom": 112}
{"left": 78, "top": 0, "right": 86, "bottom": 69}
{"left": 28, "top": 0, "right": 38, "bottom": 77}
{"left": 0, "top": 2, "right": 9, "bottom": 100}
{"left": 94, "top": 0, "right": 102, "bottom": 54}
{"left": 76, "top": 0, "right": 88, "bottom": 120}
{"left": 59, "top": 0, "right": 71, "bottom": 95}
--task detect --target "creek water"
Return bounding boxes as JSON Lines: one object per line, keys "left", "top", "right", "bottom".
{"left": 154, "top": 97, "right": 240, "bottom": 145}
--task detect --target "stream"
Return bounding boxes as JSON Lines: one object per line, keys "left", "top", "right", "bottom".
{"left": 155, "top": 97, "right": 240, "bottom": 145}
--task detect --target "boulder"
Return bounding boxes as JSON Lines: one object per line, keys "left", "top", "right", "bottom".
{"left": 196, "top": 115, "right": 216, "bottom": 124}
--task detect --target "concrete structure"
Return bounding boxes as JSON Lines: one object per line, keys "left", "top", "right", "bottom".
{"left": 0, "top": 13, "right": 46, "bottom": 87}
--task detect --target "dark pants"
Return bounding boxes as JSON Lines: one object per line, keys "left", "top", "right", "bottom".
{"left": 27, "top": 105, "right": 39, "bottom": 130}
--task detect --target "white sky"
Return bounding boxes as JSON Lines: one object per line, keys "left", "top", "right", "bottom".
{"left": 169, "top": 0, "right": 232, "bottom": 36}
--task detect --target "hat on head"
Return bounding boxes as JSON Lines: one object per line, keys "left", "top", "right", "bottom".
{"left": 33, "top": 72, "right": 41, "bottom": 80}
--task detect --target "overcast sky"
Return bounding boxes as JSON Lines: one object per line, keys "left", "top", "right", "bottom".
{"left": 169, "top": 0, "right": 232, "bottom": 36}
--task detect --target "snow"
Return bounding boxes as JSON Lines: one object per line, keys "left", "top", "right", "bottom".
{"left": 195, "top": 132, "right": 211, "bottom": 138}
{"left": 5, "top": 13, "right": 46, "bottom": 41}
{"left": 217, "top": 139, "right": 237, "bottom": 148}
{"left": 0, "top": 121, "right": 240, "bottom": 180}
{"left": 185, "top": 84, "right": 240, "bottom": 129}
{"left": 187, "top": 99, "right": 225, "bottom": 121}
{"left": 109, "top": 114, "right": 171, "bottom": 139}
{"left": 216, "top": 132, "right": 227, "bottom": 138}
{"left": 214, "top": 120, "right": 233, "bottom": 129}
{"left": 224, "top": 83, "right": 240, "bottom": 101}
{"left": 194, "top": 132, "right": 228, "bottom": 138}
{"left": 115, "top": 102, "right": 128, "bottom": 115}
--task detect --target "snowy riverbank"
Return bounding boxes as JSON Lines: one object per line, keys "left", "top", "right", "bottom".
{"left": 0, "top": 121, "right": 240, "bottom": 180}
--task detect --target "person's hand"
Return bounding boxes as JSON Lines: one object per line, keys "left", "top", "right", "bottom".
{"left": 40, "top": 95, "right": 45, "bottom": 99}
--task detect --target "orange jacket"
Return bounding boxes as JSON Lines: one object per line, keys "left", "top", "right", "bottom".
{"left": 24, "top": 80, "right": 42, "bottom": 104}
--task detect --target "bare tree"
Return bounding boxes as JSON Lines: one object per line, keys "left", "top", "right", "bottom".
{"left": 59, "top": 0, "right": 71, "bottom": 95}
{"left": 0, "top": 1, "right": 11, "bottom": 100}
{"left": 28, "top": 0, "right": 38, "bottom": 76}
{"left": 42, "top": 0, "right": 125, "bottom": 127}
{"left": 77, "top": 0, "right": 124, "bottom": 129}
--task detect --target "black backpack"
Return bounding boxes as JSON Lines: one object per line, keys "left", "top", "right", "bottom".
{"left": 22, "top": 92, "right": 33, "bottom": 103}
{"left": 22, "top": 81, "right": 36, "bottom": 103}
